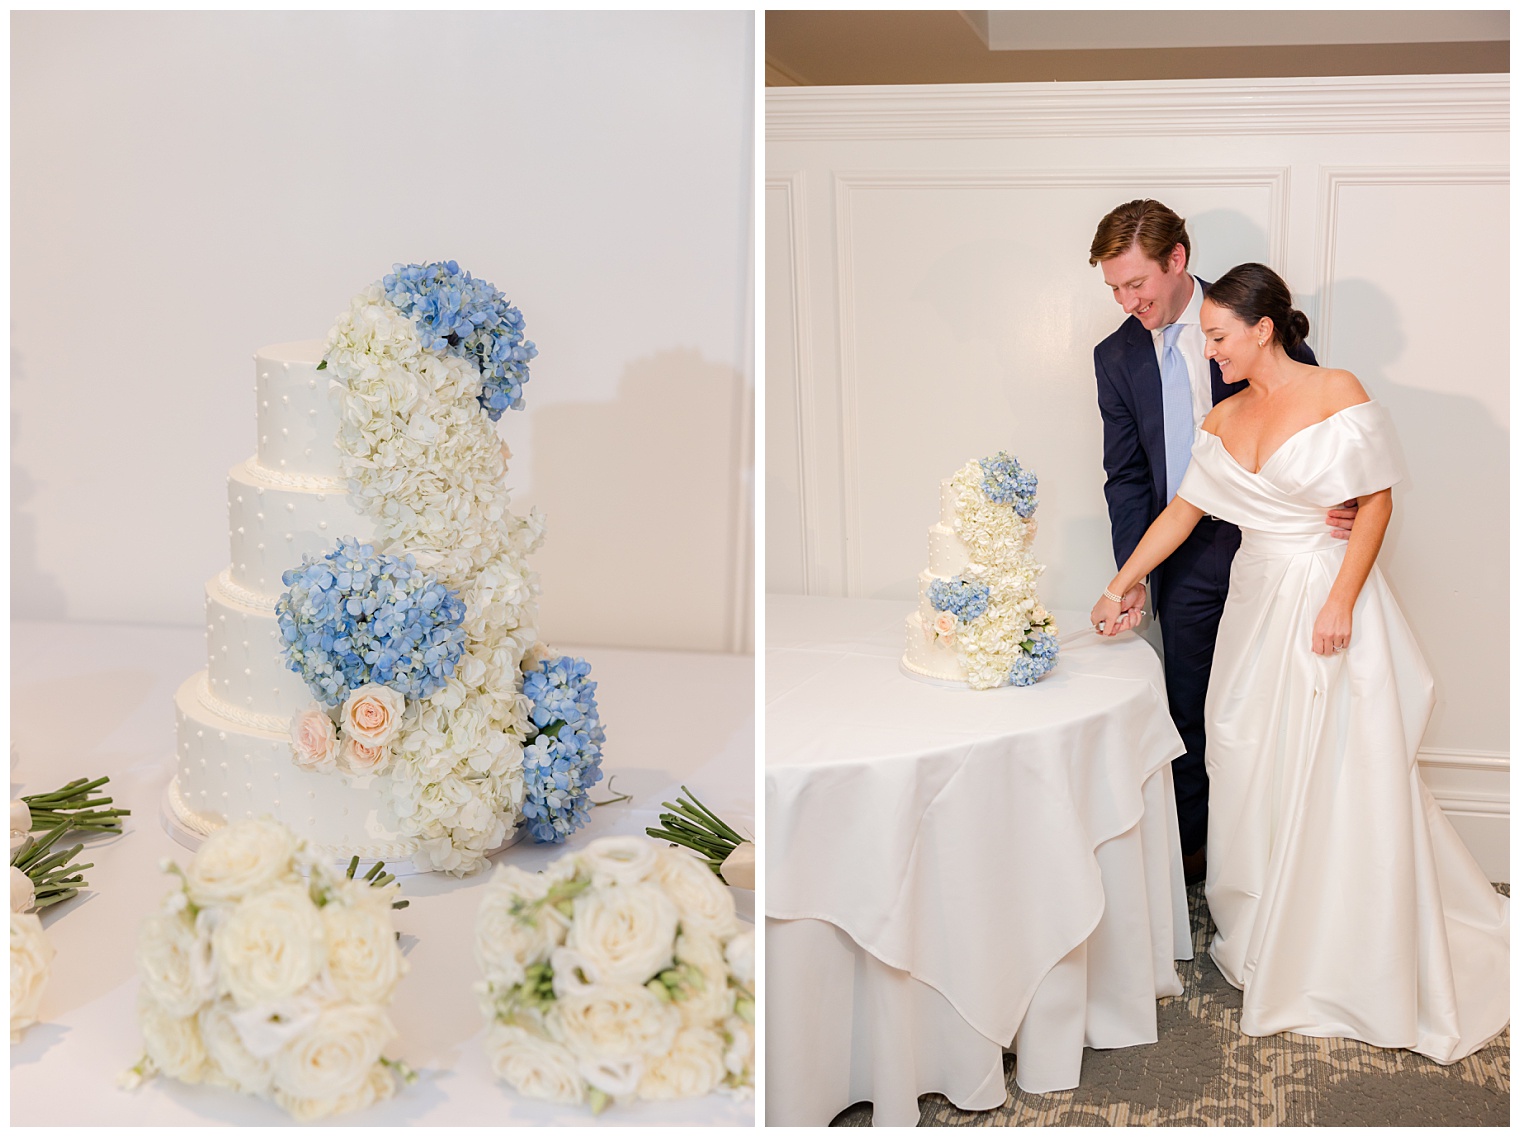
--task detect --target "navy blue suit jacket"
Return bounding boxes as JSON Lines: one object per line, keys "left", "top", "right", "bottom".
{"left": 1094, "top": 277, "right": 1318, "bottom": 587}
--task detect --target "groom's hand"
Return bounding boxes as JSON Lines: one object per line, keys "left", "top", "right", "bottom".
{"left": 1107, "top": 583, "right": 1146, "bottom": 634}
{"left": 1118, "top": 582, "right": 1146, "bottom": 630}
{"left": 1326, "top": 499, "right": 1359, "bottom": 540}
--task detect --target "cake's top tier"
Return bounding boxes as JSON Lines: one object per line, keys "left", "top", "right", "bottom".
{"left": 938, "top": 478, "right": 958, "bottom": 528}
{"left": 254, "top": 341, "right": 343, "bottom": 481}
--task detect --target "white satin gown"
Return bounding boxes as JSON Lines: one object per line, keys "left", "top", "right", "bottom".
{"left": 1175, "top": 399, "right": 1508, "bottom": 1063}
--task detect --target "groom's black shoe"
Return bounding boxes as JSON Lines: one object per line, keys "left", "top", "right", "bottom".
{"left": 1182, "top": 847, "right": 1207, "bottom": 885}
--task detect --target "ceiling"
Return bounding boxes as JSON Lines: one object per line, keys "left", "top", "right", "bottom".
{"left": 765, "top": 10, "right": 1510, "bottom": 86}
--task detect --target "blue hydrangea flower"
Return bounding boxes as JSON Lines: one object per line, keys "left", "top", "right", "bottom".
{"left": 980, "top": 451, "right": 1039, "bottom": 518}
{"left": 275, "top": 537, "right": 467, "bottom": 706}
{"left": 521, "top": 656, "right": 605, "bottom": 843}
{"left": 382, "top": 260, "right": 537, "bottom": 420}
{"left": 927, "top": 578, "right": 991, "bottom": 623}
{"left": 1007, "top": 633, "right": 1059, "bottom": 687}
{"left": 1026, "top": 629, "right": 1059, "bottom": 662}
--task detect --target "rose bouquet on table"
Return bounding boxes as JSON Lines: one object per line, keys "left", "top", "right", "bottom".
{"left": 121, "top": 818, "right": 413, "bottom": 1121}
{"left": 475, "top": 836, "right": 755, "bottom": 1112}
{"left": 645, "top": 787, "right": 754, "bottom": 888}
{"left": 10, "top": 774, "right": 130, "bottom": 1042}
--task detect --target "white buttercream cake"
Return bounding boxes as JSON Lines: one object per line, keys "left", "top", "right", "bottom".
{"left": 901, "top": 453, "right": 1059, "bottom": 690}
{"left": 902, "top": 478, "right": 974, "bottom": 682}
{"left": 168, "top": 342, "right": 409, "bottom": 858}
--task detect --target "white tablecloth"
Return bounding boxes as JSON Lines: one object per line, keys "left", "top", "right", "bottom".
{"left": 9, "top": 620, "right": 754, "bottom": 1127}
{"left": 765, "top": 596, "right": 1191, "bottom": 1126}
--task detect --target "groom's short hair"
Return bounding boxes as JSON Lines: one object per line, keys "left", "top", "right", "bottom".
{"left": 1089, "top": 199, "right": 1191, "bottom": 270}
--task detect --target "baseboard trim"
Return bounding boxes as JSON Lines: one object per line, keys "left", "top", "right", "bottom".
{"left": 1417, "top": 748, "right": 1508, "bottom": 883}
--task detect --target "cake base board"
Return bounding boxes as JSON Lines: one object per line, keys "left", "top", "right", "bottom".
{"left": 158, "top": 778, "right": 524, "bottom": 876}
{"left": 897, "top": 658, "right": 971, "bottom": 688}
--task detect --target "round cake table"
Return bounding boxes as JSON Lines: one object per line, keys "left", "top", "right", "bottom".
{"left": 766, "top": 595, "right": 1192, "bottom": 1127}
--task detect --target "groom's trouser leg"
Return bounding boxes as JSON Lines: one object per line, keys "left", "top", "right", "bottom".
{"left": 1154, "top": 518, "right": 1239, "bottom": 857}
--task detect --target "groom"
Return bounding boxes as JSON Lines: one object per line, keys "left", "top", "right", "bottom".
{"left": 1087, "top": 199, "right": 1346, "bottom": 885}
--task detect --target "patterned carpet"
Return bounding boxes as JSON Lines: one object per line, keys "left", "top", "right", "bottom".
{"left": 832, "top": 883, "right": 1509, "bottom": 1126}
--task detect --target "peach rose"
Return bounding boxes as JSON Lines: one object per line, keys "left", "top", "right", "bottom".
{"left": 340, "top": 684, "right": 405, "bottom": 747}
{"left": 289, "top": 708, "right": 338, "bottom": 773}
{"left": 337, "top": 737, "right": 388, "bottom": 776}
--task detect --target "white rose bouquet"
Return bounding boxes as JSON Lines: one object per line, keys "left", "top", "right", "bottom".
{"left": 11, "top": 910, "right": 54, "bottom": 1042}
{"left": 10, "top": 773, "right": 129, "bottom": 1044}
{"left": 121, "top": 818, "right": 414, "bottom": 1121}
{"left": 475, "top": 836, "right": 755, "bottom": 1112}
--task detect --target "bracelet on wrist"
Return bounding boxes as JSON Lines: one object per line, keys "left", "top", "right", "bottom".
{"left": 1103, "top": 587, "right": 1125, "bottom": 604}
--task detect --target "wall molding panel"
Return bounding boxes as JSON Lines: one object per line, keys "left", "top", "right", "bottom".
{"left": 768, "top": 74, "right": 1508, "bottom": 141}
{"left": 1313, "top": 164, "right": 1509, "bottom": 366}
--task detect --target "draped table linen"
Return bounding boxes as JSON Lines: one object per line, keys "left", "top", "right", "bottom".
{"left": 766, "top": 596, "right": 1192, "bottom": 1125}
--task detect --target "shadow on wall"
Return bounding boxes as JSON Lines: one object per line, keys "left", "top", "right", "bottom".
{"left": 1184, "top": 209, "right": 1271, "bottom": 282}
{"left": 1320, "top": 278, "right": 1507, "bottom": 746}
{"left": 1319, "top": 278, "right": 1507, "bottom": 554}
{"left": 11, "top": 344, "right": 69, "bottom": 621}
{"left": 528, "top": 348, "right": 750, "bottom": 654}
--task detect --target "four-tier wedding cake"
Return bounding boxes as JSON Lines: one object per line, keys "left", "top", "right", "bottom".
{"left": 901, "top": 452, "right": 1059, "bottom": 689}
{"left": 167, "top": 263, "right": 592, "bottom": 876}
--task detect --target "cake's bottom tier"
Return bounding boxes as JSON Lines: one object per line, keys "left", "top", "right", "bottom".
{"left": 171, "top": 672, "right": 418, "bottom": 861}
{"left": 901, "top": 611, "right": 968, "bottom": 683}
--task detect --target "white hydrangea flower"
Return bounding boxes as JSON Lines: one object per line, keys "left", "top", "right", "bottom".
{"left": 945, "top": 459, "right": 1055, "bottom": 690}
{"left": 327, "top": 287, "right": 545, "bottom": 874}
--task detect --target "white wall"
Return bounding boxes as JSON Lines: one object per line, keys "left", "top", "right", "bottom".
{"left": 766, "top": 75, "right": 1507, "bottom": 877}
{"left": 13, "top": 10, "right": 754, "bottom": 654}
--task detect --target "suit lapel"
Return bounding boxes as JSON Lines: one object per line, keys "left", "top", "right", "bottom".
{"left": 1122, "top": 318, "right": 1168, "bottom": 506}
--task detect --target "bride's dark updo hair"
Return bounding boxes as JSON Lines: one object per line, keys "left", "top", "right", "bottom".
{"left": 1206, "top": 263, "right": 1310, "bottom": 352}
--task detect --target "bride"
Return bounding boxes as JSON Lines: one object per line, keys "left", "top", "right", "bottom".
{"left": 1089, "top": 263, "right": 1508, "bottom": 1062}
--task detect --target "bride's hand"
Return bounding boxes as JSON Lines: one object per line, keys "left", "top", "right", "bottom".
{"left": 1090, "top": 593, "right": 1123, "bottom": 636}
{"left": 1312, "top": 601, "right": 1353, "bottom": 655}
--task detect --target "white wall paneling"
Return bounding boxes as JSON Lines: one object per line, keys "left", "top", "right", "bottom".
{"left": 767, "top": 74, "right": 1508, "bottom": 873}
{"left": 13, "top": 11, "right": 755, "bottom": 654}
{"left": 765, "top": 172, "right": 817, "bottom": 596}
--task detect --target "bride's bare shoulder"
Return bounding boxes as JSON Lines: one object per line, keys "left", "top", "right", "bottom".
{"left": 1315, "top": 368, "right": 1370, "bottom": 414}
{"left": 1201, "top": 395, "right": 1240, "bottom": 435}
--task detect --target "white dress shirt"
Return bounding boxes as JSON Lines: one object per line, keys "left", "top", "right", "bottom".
{"left": 1149, "top": 274, "right": 1211, "bottom": 431}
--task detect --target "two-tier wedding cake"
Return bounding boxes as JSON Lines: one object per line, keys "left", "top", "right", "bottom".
{"left": 167, "top": 263, "right": 595, "bottom": 876}
{"left": 901, "top": 452, "right": 1059, "bottom": 689}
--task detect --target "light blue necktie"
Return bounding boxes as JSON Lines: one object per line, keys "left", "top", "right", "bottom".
{"left": 1160, "top": 322, "right": 1193, "bottom": 502}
